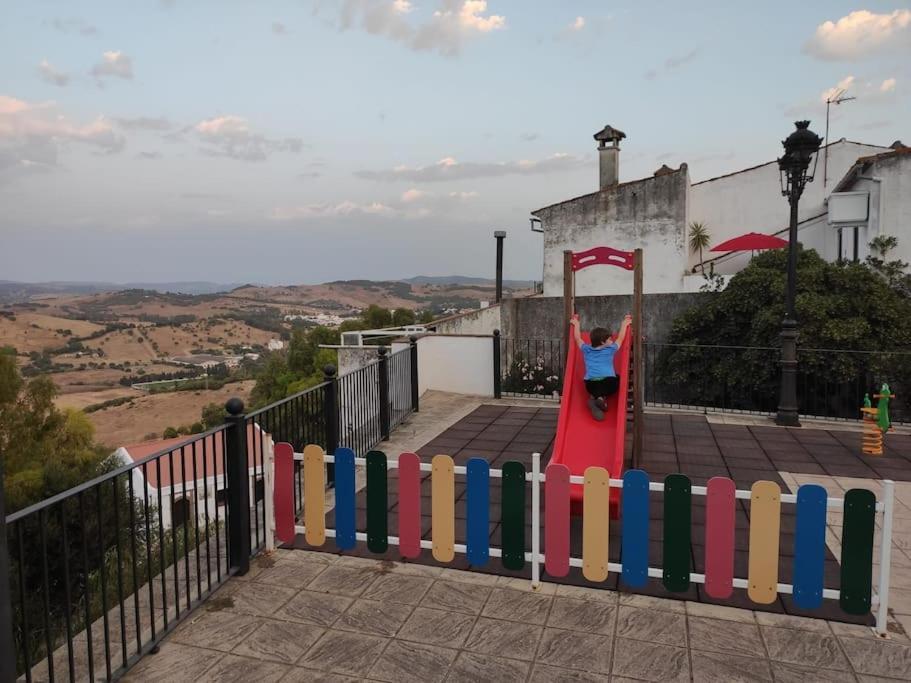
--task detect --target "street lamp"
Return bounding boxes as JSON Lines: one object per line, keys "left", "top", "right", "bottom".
{"left": 776, "top": 121, "right": 822, "bottom": 427}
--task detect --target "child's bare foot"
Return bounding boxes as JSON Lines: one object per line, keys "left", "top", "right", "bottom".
{"left": 595, "top": 397, "right": 607, "bottom": 411}
{"left": 588, "top": 397, "right": 605, "bottom": 421}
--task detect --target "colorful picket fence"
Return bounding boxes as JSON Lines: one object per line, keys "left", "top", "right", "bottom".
{"left": 271, "top": 443, "right": 896, "bottom": 635}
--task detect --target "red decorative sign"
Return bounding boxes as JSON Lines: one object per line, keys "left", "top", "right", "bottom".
{"left": 571, "top": 246, "right": 635, "bottom": 272}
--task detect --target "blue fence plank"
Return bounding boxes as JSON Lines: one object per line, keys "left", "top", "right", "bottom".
{"left": 333, "top": 448, "right": 356, "bottom": 551}
{"left": 621, "top": 469, "right": 650, "bottom": 588}
{"left": 793, "top": 484, "right": 827, "bottom": 610}
{"left": 466, "top": 458, "right": 490, "bottom": 566}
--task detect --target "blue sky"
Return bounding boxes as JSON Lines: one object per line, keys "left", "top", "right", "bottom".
{"left": 1, "top": 1, "right": 909, "bottom": 284}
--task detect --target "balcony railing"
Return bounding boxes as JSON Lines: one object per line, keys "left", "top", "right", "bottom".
{"left": 1, "top": 342, "right": 419, "bottom": 682}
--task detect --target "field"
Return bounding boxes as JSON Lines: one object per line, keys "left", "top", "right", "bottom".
{"left": 0, "top": 312, "right": 105, "bottom": 354}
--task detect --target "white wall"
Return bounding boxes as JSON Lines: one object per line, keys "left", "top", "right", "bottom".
{"left": 870, "top": 154, "right": 911, "bottom": 265}
{"left": 432, "top": 304, "right": 502, "bottom": 335}
{"left": 416, "top": 335, "right": 494, "bottom": 397}
{"left": 689, "top": 140, "right": 885, "bottom": 272}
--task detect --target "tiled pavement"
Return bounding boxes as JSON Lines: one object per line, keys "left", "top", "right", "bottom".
{"left": 293, "top": 403, "right": 911, "bottom": 623}
{"left": 126, "top": 549, "right": 911, "bottom": 682}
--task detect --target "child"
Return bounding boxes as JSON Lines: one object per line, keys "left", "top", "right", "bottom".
{"left": 570, "top": 313, "right": 632, "bottom": 421}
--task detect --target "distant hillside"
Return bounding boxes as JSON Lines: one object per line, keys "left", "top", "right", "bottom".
{"left": 0, "top": 280, "right": 243, "bottom": 303}
{"left": 404, "top": 275, "right": 534, "bottom": 288}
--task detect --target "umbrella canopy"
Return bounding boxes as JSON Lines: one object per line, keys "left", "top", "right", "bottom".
{"left": 710, "top": 232, "right": 789, "bottom": 252}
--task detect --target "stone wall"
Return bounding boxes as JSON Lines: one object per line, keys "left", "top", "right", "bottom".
{"left": 500, "top": 292, "right": 704, "bottom": 343}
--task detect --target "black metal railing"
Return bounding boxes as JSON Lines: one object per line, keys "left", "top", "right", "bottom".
{"left": 497, "top": 336, "right": 564, "bottom": 398}
{"left": 3, "top": 344, "right": 421, "bottom": 681}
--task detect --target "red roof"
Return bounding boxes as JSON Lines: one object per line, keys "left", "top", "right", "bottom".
{"left": 710, "top": 232, "right": 789, "bottom": 252}
{"left": 120, "top": 424, "right": 270, "bottom": 489}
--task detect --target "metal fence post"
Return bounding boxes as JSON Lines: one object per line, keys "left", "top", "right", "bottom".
{"left": 323, "top": 365, "right": 339, "bottom": 485}
{"left": 0, "top": 450, "right": 17, "bottom": 683}
{"left": 493, "top": 330, "right": 502, "bottom": 399}
{"left": 409, "top": 336, "right": 420, "bottom": 413}
{"left": 377, "top": 347, "right": 391, "bottom": 441}
{"left": 875, "top": 479, "right": 895, "bottom": 637}
{"left": 224, "top": 398, "right": 251, "bottom": 575}
{"left": 530, "top": 452, "right": 541, "bottom": 591}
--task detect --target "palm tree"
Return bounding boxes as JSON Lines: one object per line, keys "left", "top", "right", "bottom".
{"left": 689, "top": 222, "right": 711, "bottom": 274}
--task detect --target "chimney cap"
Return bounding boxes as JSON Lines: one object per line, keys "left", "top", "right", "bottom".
{"left": 594, "top": 125, "right": 626, "bottom": 148}
{"left": 890, "top": 140, "right": 906, "bottom": 149}
{"left": 493, "top": 230, "right": 506, "bottom": 238}
{"left": 654, "top": 164, "right": 674, "bottom": 176}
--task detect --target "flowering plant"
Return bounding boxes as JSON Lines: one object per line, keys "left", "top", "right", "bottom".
{"left": 502, "top": 355, "right": 561, "bottom": 396}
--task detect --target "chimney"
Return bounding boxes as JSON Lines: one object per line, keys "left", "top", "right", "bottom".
{"left": 594, "top": 125, "right": 626, "bottom": 189}
{"left": 493, "top": 231, "right": 506, "bottom": 302}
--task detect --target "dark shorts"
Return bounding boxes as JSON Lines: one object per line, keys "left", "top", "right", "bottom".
{"left": 585, "top": 376, "right": 620, "bottom": 399}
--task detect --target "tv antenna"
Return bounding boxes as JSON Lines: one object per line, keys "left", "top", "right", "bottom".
{"left": 823, "top": 88, "right": 857, "bottom": 188}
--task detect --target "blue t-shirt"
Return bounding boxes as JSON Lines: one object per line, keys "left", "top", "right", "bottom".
{"left": 581, "top": 342, "right": 618, "bottom": 380}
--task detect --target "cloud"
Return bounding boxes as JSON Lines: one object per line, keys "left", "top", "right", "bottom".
{"left": 114, "top": 116, "right": 174, "bottom": 131}
{"left": 356, "top": 152, "right": 587, "bottom": 182}
{"left": 336, "top": 0, "right": 505, "bottom": 56}
{"left": 193, "top": 115, "right": 304, "bottom": 161}
{"left": 570, "top": 16, "right": 585, "bottom": 31}
{"left": 401, "top": 188, "right": 426, "bottom": 202}
{"left": 804, "top": 9, "right": 911, "bottom": 60}
{"left": 270, "top": 201, "right": 395, "bottom": 220}
{"left": 519, "top": 132, "right": 539, "bottom": 142}
{"left": 46, "top": 18, "right": 98, "bottom": 36}
{"left": 785, "top": 74, "right": 899, "bottom": 116}
{"left": 91, "top": 51, "right": 133, "bottom": 80}
{"left": 645, "top": 48, "right": 699, "bottom": 79}
{"left": 37, "top": 60, "right": 69, "bottom": 87}
{"left": 136, "top": 151, "right": 162, "bottom": 160}
{"left": 0, "top": 95, "right": 125, "bottom": 181}
{"left": 272, "top": 22, "right": 288, "bottom": 35}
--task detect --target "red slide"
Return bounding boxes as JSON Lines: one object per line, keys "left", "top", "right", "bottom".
{"left": 549, "top": 328, "right": 631, "bottom": 517}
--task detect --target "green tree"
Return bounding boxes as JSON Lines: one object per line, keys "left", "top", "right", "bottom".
{"left": 362, "top": 304, "right": 392, "bottom": 329}
{"left": 866, "top": 235, "right": 909, "bottom": 292}
{"left": 688, "top": 221, "right": 711, "bottom": 274}
{"left": 392, "top": 308, "right": 416, "bottom": 326}
{"left": 163, "top": 426, "right": 179, "bottom": 438}
{"left": 201, "top": 402, "right": 225, "bottom": 429}
{"left": 417, "top": 310, "right": 436, "bottom": 324}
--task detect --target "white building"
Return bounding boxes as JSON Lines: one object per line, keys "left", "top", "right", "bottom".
{"left": 267, "top": 338, "right": 285, "bottom": 351}
{"left": 532, "top": 125, "right": 909, "bottom": 296}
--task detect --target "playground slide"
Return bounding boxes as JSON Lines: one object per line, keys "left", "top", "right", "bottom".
{"left": 549, "top": 328, "right": 631, "bottom": 517}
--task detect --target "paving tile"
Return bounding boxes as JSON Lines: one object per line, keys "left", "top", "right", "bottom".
{"left": 122, "top": 641, "right": 222, "bottom": 682}
{"left": 481, "top": 587, "right": 552, "bottom": 624}
{"left": 617, "top": 592, "right": 686, "bottom": 613}
{"left": 169, "top": 609, "right": 262, "bottom": 651}
{"left": 463, "top": 616, "right": 543, "bottom": 661}
{"left": 397, "top": 606, "right": 476, "bottom": 647}
{"left": 760, "top": 626, "right": 849, "bottom": 669}
{"left": 306, "top": 565, "right": 378, "bottom": 597}
{"left": 198, "top": 654, "right": 289, "bottom": 682}
{"left": 554, "top": 584, "right": 619, "bottom": 604}
{"left": 685, "top": 600, "right": 756, "bottom": 623}
{"left": 333, "top": 598, "right": 413, "bottom": 637}
{"left": 233, "top": 619, "right": 324, "bottom": 664}
{"left": 689, "top": 650, "right": 773, "bottom": 682}
{"left": 528, "top": 664, "right": 610, "bottom": 682}
{"left": 274, "top": 590, "right": 353, "bottom": 627}
{"left": 297, "top": 630, "right": 389, "bottom": 677}
{"left": 687, "top": 615, "right": 766, "bottom": 657}
{"left": 610, "top": 637, "right": 689, "bottom": 682}
{"left": 421, "top": 579, "right": 492, "bottom": 614}
{"left": 754, "top": 611, "right": 832, "bottom": 633}
{"left": 546, "top": 596, "right": 616, "bottom": 634}
{"left": 279, "top": 668, "right": 360, "bottom": 682}
{"left": 218, "top": 580, "right": 299, "bottom": 617}
{"left": 535, "top": 627, "right": 612, "bottom": 674}
{"left": 839, "top": 635, "right": 911, "bottom": 679}
{"left": 615, "top": 605, "right": 687, "bottom": 647}
{"left": 361, "top": 572, "right": 434, "bottom": 605}
{"left": 769, "top": 661, "right": 857, "bottom": 682}
{"left": 367, "top": 639, "right": 456, "bottom": 683}
{"left": 254, "top": 559, "right": 328, "bottom": 589}
{"left": 448, "top": 652, "right": 530, "bottom": 683}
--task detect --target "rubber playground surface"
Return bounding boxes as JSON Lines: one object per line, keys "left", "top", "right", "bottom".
{"left": 294, "top": 405, "right": 911, "bottom": 624}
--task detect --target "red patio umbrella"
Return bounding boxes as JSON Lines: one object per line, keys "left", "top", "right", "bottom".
{"left": 710, "top": 232, "right": 789, "bottom": 252}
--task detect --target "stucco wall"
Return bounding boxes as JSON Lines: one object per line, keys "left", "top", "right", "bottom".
{"left": 431, "top": 304, "right": 502, "bottom": 335}
{"left": 416, "top": 335, "right": 494, "bottom": 397}
{"left": 873, "top": 154, "right": 911, "bottom": 265}
{"left": 501, "top": 292, "right": 703, "bottom": 344}
{"left": 690, "top": 140, "right": 886, "bottom": 273}
{"left": 536, "top": 169, "right": 689, "bottom": 297}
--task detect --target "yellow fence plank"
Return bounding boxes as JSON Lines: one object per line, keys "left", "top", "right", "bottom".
{"left": 303, "top": 444, "right": 326, "bottom": 547}
{"left": 582, "top": 467, "right": 610, "bottom": 582}
{"left": 432, "top": 455, "right": 455, "bottom": 562}
{"left": 748, "top": 480, "right": 781, "bottom": 604}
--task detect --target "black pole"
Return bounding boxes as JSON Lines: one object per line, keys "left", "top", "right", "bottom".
{"left": 409, "top": 336, "right": 420, "bottom": 413}
{"left": 377, "top": 347, "right": 390, "bottom": 441}
{"left": 323, "top": 365, "right": 338, "bottom": 484}
{"left": 0, "top": 450, "right": 16, "bottom": 683}
{"left": 494, "top": 231, "right": 506, "bottom": 303}
{"left": 776, "top": 196, "right": 801, "bottom": 427}
{"left": 224, "top": 398, "right": 251, "bottom": 575}
{"left": 493, "top": 329, "right": 502, "bottom": 399}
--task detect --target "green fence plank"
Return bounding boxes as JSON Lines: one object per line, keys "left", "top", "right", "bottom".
{"left": 840, "top": 488, "right": 876, "bottom": 615}
{"left": 501, "top": 461, "right": 526, "bottom": 570}
{"left": 366, "top": 451, "right": 388, "bottom": 554}
{"left": 663, "top": 474, "right": 691, "bottom": 592}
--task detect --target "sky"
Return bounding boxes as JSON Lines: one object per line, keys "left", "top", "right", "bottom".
{"left": 1, "top": 1, "right": 909, "bottom": 285}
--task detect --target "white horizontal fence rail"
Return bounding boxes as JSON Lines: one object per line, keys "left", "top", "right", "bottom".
{"left": 278, "top": 448, "right": 895, "bottom": 637}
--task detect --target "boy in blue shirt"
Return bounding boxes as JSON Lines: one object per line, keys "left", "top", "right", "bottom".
{"left": 570, "top": 313, "right": 631, "bottom": 421}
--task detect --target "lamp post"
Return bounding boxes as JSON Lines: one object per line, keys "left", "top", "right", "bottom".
{"left": 494, "top": 231, "right": 506, "bottom": 303}
{"left": 775, "top": 121, "right": 822, "bottom": 427}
